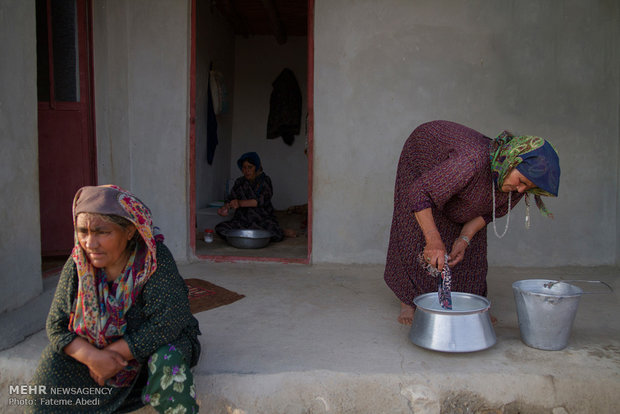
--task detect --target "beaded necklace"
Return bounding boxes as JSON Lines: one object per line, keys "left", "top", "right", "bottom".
{"left": 491, "top": 181, "right": 511, "bottom": 238}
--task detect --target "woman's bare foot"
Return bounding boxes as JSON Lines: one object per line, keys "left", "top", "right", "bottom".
{"left": 398, "top": 302, "right": 415, "bottom": 325}
{"left": 491, "top": 314, "right": 498, "bottom": 326}
{"left": 284, "top": 228, "right": 297, "bottom": 238}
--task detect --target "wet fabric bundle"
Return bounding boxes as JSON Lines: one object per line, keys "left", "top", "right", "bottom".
{"left": 418, "top": 253, "right": 453, "bottom": 310}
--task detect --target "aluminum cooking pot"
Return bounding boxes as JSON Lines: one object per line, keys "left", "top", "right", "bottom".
{"left": 409, "top": 292, "right": 496, "bottom": 352}
{"left": 224, "top": 229, "right": 272, "bottom": 249}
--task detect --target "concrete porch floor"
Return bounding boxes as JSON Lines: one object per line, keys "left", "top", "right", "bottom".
{"left": 1, "top": 263, "right": 619, "bottom": 413}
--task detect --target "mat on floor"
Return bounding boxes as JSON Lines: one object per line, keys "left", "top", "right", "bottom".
{"left": 185, "top": 278, "right": 245, "bottom": 314}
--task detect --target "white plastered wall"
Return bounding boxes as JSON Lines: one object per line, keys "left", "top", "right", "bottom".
{"left": 0, "top": 0, "right": 42, "bottom": 313}
{"left": 93, "top": 0, "right": 191, "bottom": 260}
{"left": 312, "top": 0, "right": 620, "bottom": 266}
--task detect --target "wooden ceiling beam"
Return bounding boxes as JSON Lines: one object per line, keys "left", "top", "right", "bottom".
{"left": 261, "top": 0, "right": 287, "bottom": 44}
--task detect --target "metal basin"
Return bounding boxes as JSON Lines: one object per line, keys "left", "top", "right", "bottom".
{"left": 512, "top": 279, "right": 583, "bottom": 350}
{"left": 224, "top": 229, "right": 272, "bottom": 249}
{"left": 409, "top": 292, "right": 496, "bottom": 352}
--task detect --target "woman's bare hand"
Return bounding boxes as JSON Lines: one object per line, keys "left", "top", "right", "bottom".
{"left": 423, "top": 233, "right": 447, "bottom": 270}
{"left": 217, "top": 205, "right": 229, "bottom": 216}
{"left": 415, "top": 208, "right": 447, "bottom": 270}
{"left": 229, "top": 199, "right": 240, "bottom": 209}
{"left": 86, "top": 349, "right": 127, "bottom": 386}
{"left": 448, "top": 238, "right": 468, "bottom": 266}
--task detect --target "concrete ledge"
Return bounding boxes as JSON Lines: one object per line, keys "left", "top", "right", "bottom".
{"left": 0, "top": 274, "right": 58, "bottom": 351}
{"left": 1, "top": 263, "right": 619, "bottom": 413}
{"left": 198, "top": 368, "right": 619, "bottom": 413}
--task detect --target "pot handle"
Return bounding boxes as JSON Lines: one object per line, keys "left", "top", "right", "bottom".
{"left": 543, "top": 280, "right": 613, "bottom": 294}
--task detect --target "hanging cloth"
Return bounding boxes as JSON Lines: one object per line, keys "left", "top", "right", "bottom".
{"left": 266, "top": 68, "right": 302, "bottom": 146}
{"left": 210, "top": 70, "right": 226, "bottom": 115}
{"left": 206, "top": 62, "right": 218, "bottom": 164}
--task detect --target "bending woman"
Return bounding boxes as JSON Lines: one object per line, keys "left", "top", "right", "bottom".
{"left": 28, "top": 185, "right": 201, "bottom": 413}
{"left": 384, "top": 120, "right": 560, "bottom": 325}
{"left": 216, "top": 152, "right": 286, "bottom": 241}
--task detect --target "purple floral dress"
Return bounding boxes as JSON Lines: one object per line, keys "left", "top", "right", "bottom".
{"left": 384, "top": 121, "right": 523, "bottom": 307}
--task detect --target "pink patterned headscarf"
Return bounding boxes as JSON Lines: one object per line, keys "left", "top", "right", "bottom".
{"left": 69, "top": 185, "right": 160, "bottom": 386}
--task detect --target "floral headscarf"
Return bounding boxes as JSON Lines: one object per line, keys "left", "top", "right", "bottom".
{"left": 69, "top": 185, "right": 160, "bottom": 387}
{"left": 490, "top": 131, "right": 560, "bottom": 217}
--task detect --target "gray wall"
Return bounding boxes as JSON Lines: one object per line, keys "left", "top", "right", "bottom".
{"left": 0, "top": 0, "right": 42, "bottom": 313}
{"left": 312, "top": 0, "right": 620, "bottom": 265}
{"left": 230, "top": 36, "right": 308, "bottom": 210}
{"left": 195, "top": 1, "right": 235, "bottom": 211}
{"left": 93, "top": 0, "right": 191, "bottom": 260}
{"left": 3, "top": 0, "right": 617, "bottom": 288}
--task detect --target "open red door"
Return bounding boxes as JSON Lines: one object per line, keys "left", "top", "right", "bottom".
{"left": 37, "top": 0, "right": 96, "bottom": 256}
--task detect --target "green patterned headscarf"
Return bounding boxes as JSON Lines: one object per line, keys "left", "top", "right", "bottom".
{"left": 490, "top": 131, "right": 560, "bottom": 217}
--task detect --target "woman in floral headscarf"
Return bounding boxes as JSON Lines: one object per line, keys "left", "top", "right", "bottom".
{"left": 384, "top": 121, "right": 560, "bottom": 325}
{"left": 28, "top": 185, "right": 201, "bottom": 413}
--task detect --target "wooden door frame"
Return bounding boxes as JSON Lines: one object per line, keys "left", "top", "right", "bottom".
{"left": 188, "top": 0, "right": 314, "bottom": 264}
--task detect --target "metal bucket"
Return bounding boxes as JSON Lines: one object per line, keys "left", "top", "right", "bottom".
{"left": 512, "top": 279, "right": 583, "bottom": 351}
{"left": 409, "top": 292, "right": 496, "bottom": 352}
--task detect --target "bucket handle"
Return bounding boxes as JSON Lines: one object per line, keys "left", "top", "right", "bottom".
{"left": 543, "top": 280, "right": 613, "bottom": 294}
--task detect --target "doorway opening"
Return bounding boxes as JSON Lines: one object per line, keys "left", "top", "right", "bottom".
{"left": 190, "top": 0, "right": 313, "bottom": 263}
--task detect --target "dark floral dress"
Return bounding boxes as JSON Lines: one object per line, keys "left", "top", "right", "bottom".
{"left": 384, "top": 121, "right": 524, "bottom": 308}
{"left": 215, "top": 172, "right": 284, "bottom": 242}
{"left": 27, "top": 242, "right": 201, "bottom": 413}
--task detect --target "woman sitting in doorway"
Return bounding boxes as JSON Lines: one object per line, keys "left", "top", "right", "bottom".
{"left": 28, "top": 185, "right": 201, "bottom": 413}
{"left": 217, "top": 152, "right": 295, "bottom": 241}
